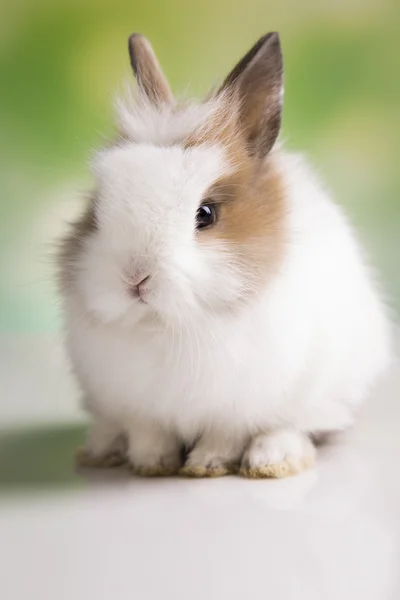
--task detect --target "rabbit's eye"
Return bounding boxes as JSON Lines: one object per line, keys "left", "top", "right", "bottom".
{"left": 196, "top": 203, "right": 217, "bottom": 230}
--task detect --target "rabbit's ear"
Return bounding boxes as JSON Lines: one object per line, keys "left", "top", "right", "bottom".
{"left": 218, "top": 32, "right": 283, "bottom": 157}
{"left": 128, "top": 34, "right": 174, "bottom": 105}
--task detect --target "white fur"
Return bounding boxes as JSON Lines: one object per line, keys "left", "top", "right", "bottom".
{"left": 115, "top": 91, "right": 226, "bottom": 146}
{"left": 62, "top": 106, "right": 392, "bottom": 473}
{"left": 241, "top": 429, "right": 316, "bottom": 475}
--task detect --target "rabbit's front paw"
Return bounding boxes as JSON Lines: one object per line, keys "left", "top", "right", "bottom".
{"left": 127, "top": 422, "right": 183, "bottom": 476}
{"left": 181, "top": 431, "right": 244, "bottom": 477}
{"left": 240, "top": 430, "right": 315, "bottom": 479}
{"left": 181, "top": 453, "right": 238, "bottom": 478}
{"left": 132, "top": 450, "right": 182, "bottom": 477}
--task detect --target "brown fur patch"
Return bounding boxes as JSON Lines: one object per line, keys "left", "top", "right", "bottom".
{"left": 183, "top": 33, "right": 286, "bottom": 298}
{"left": 184, "top": 92, "right": 241, "bottom": 150}
{"left": 57, "top": 200, "right": 97, "bottom": 295}
{"left": 207, "top": 158, "right": 286, "bottom": 297}
{"left": 185, "top": 97, "right": 286, "bottom": 300}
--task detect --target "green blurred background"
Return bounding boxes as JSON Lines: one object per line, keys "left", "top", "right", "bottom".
{"left": 0, "top": 0, "right": 399, "bottom": 333}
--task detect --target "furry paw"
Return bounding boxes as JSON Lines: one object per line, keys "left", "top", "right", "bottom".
{"left": 131, "top": 451, "right": 182, "bottom": 477}
{"left": 181, "top": 447, "right": 239, "bottom": 478}
{"left": 240, "top": 430, "right": 315, "bottom": 479}
{"left": 75, "top": 446, "right": 126, "bottom": 469}
{"left": 181, "top": 462, "right": 237, "bottom": 478}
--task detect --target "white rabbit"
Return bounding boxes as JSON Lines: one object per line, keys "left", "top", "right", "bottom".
{"left": 59, "top": 32, "right": 391, "bottom": 478}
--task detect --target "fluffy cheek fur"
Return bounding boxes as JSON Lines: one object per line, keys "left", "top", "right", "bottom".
{"left": 75, "top": 235, "right": 147, "bottom": 326}
{"left": 76, "top": 230, "right": 246, "bottom": 326}
{"left": 151, "top": 240, "right": 247, "bottom": 317}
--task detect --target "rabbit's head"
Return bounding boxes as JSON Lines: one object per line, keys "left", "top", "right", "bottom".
{"left": 64, "top": 33, "right": 286, "bottom": 326}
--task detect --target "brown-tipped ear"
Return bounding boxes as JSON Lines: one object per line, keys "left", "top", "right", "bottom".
{"left": 218, "top": 32, "right": 283, "bottom": 157}
{"left": 128, "top": 33, "right": 174, "bottom": 105}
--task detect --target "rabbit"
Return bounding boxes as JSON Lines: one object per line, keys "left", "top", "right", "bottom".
{"left": 59, "top": 32, "right": 392, "bottom": 478}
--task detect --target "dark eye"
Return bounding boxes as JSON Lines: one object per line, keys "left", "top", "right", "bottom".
{"left": 196, "top": 203, "right": 217, "bottom": 230}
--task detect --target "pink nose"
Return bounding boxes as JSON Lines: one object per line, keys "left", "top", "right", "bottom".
{"left": 130, "top": 275, "right": 150, "bottom": 300}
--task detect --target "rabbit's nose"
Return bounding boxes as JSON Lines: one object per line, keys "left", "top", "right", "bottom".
{"left": 129, "top": 275, "right": 150, "bottom": 301}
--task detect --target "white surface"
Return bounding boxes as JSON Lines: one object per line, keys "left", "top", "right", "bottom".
{"left": 1, "top": 336, "right": 399, "bottom": 600}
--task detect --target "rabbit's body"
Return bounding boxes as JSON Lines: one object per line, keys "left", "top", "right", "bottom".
{"left": 61, "top": 33, "right": 391, "bottom": 477}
